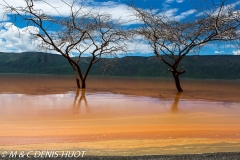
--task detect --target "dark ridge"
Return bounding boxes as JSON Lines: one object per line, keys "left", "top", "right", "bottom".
{"left": 0, "top": 52, "right": 240, "bottom": 79}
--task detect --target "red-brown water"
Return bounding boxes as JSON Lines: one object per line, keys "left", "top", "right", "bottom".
{"left": 0, "top": 74, "right": 240, "bottom": 156}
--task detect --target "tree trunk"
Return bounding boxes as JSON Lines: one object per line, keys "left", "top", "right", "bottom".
{"left": 172, "top": 72, "right": 183, "bottom": 92}
{"left": 81, "top": 79, "right": 86, "bottom": 89}
{"left": 76, "top": 78, "right": 80, "bottom": 89}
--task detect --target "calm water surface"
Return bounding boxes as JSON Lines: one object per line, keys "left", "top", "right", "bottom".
{"left": 0, "top": 74, "right": 240, "bottom": 156}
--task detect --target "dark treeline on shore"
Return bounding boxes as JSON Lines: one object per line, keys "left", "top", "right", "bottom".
{"left": 0, "top": 52, "right": 240, "bottom": 79}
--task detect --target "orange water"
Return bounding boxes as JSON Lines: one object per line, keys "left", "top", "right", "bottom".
{"left": 0, "top": 91, "right": 240, "bottom": 156}
{"left": 0, "top": 75, "right": 240, "bottom": 156}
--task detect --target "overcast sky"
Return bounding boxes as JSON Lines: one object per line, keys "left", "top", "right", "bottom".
{"left": 0, "top": 0, "right": 239, "bottom": 56}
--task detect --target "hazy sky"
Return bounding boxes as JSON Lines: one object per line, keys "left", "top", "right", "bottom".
{"left": 0, "top": 0, "right": 239, "bottom": 56}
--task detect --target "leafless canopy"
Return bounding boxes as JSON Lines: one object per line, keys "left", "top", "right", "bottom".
{"left": 132, "top": 0, "right": 240, "bottom": 91}
{"left": 2, "top": 0, "right": 129, "bottom": 88}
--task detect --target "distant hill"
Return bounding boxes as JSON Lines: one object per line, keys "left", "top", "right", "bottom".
{"left": 0, "top": 52, "right": 240, "bottom": 79}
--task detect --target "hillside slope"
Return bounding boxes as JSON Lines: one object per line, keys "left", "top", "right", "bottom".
{"left": 0, "top": 52, "right": 239, "bottom": 79}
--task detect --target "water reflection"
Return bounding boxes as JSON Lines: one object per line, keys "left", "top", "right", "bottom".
{"left": 171, "top": 92, "right": 182, "bottom": 113}
{"left": 73, "top": 89, "right": 90, "bottom": 113}
{"left": 72, "top": 90, "right": 183, "bottom": 114}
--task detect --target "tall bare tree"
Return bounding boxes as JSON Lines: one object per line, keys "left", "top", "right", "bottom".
{"left": 132, "top": 0, "right": 240, "bottom": 92}
{"left": 2, "top": 0, "right": 128, "bottom": 88}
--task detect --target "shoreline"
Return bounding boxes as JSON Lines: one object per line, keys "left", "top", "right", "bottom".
{"left": 0, "top": 74, "right": 240, "bottom": 102}
{"left": 1, "top": 72, "right": 240, "bottom": 81}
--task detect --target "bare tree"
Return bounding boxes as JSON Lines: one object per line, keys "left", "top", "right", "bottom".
{"left": 132, "top": 0, "right": 240, "bottom": 92}
{"left": 2, "top": 0, "right": 128, "bottom": 88}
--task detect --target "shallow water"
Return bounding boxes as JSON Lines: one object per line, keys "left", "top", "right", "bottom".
{"left": 0, "top": 74, "right": 240, "bottom": 156}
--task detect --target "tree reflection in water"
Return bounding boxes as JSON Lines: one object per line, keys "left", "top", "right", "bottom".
{"left": 72, "top": 90, "right": 182, "bottom": 114}
{"left": 171, "top": 92, "right": 182, "bottom": 113}
{"left": 73, "top": 89, "right": 90, "bottom": 113}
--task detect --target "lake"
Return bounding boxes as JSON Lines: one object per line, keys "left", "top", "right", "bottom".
{"left": 0, "top": 74, "right": 240, "bottom": 156}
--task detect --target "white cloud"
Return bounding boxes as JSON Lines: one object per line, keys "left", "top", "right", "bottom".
{"left": 174, "top": 9, "right": 197, "bottom": 20}
{"left": 163, "top": 8, "right": 178, "bottom": 17}
{"left": 176, "top": 0, "right": 184, "bottom": 3}
{"left": 197, "top": 1, "right": 240, "bottom": 18}
{"left": 165, "top": 0, "right": 174, "bottom": 3}
{"left": 128, "top": 38, "right": 152, "bottom": 54}
{"left": 0, "top": 21, "right": 152, "bottom": 55}
{"left": 163, "top": 0, "right": 185, "bottom": 9}
{"left": 160, "top": 8, "right": 196, "bottom": 21}
{"left": 0, "top": 22, "right": 39, "bottom": 52}
{"left": 0, "top": 0, "right": 222, "bottom": 56}
{"left": 214, "top": 51, "right": 224, "bottom": 54}
{"left": 0, "top": 0, "right": 150, "bottom": 54}
{"left": 0, "top": 0, "right": 134, "bottom": 23}
{"left": 165, "top": 0, "right": 184, "bottom": 3}
{"left": 233, "top": 50, "right": 240, "bottom": 55}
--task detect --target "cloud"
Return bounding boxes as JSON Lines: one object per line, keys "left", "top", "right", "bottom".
{"left": 197, "top": 1, "right": 240, "bottom": 18}
{"left": 163, "top": 0, "right": 185, "bottom": 9}
{"left": 176, "top": 0, "right": 184, "bottom": 3}
{"left": 163, "top": 8, "right": 178, "bottom": 17}
{"left": 165, "top": 0, "right": 184, "bottom": 3}
{"left": 214, "top": 51, "right": 224, "bottom": 54}
{"left": 233, "top": 50, "right": 240, "bottom": 55}
{"left": 0, "top": 0, "right": 155, "bottom": 54}
{"left": 0, "top": 22, "right": 39, "bottom": 52}
{"left": 127, "top": 38, "right": 152, "bottom": 55}
{"left": 174, "top": 9, "right": 197, "bottom": 21}
{"left": 165, "top": 0, "right": 174, "bottom": 3}
{"left": 160, "top": 8, "right": 196, "bottom": 21}
{"left": 0, "top": 22, "right": 152, "bottom": 55}
{"left": 0, "top": 0, "right": 197, "bottom": 26}
{"left": 0, "top": 0, "right": 134, "bottom": 23}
